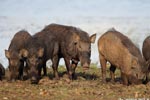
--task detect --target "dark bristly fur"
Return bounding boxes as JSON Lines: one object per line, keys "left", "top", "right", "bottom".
{"left": 5, "top": 30, "right": 31, "bottom": 81}
{"left": 22, "top": 31, "right": 59, "bottom": 84}
{"left": 0, "top": 63, "right": 5, "bottom": 80}
{"left": 142, "top": 36, "right": 150, "bottom": 82}
{"left": 41, "top": 23, "right": 96, "bottom": 79}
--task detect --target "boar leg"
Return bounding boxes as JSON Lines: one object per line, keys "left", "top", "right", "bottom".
{"left": 145, "top": 65, "right": 150, "bottom": 83}
{"left": 0, "top": 72, "right": 2, "bottom": 80}
{"left": 121, "top": 72, "right": 128, "bottom": 85}
{"left": 18, "top": 60, "right": 24, "bottom": 80}
{"left": 71, "top": 60, "right": 78, "bottom": 79}
{"left": 110, "top": 65, "right": 116, "bottom": 83}
{"left": 23, "top": 65, "right": 29, "bottom": 80}
{"left": 64, "top": 58, "right": 73, "bottom": 80}
{"left": 42, "top": 61, "right": 47, "bottom": 76}
{"left": 52, "top": 55, "right": 59, "bottom": 80}
{"left": 38, "top": 65, "right": 42, "bottom": 78}
{"left": 9, "top": 72, "right": 15, "bottom": 82}
{"left": 99, "top": 54, "right": 107, "bottom": 83}
{"left": 145, "top": 73, "right": 149, "bottom": 84}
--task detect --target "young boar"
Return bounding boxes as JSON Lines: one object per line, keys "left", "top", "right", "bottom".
{"left": 98, "top": 29, "right": 146, "bottom": 85}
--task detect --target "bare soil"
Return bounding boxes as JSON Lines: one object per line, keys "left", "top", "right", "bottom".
{"left": 0, "top": 66, "right": 150, "bottom": 100}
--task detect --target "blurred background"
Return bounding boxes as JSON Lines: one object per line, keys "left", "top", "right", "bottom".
{"left": 0, "top": 0, "right": 150, "bottom": 68}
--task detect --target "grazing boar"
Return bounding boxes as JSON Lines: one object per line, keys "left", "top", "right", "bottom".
{"left": 98, "top": 29, "right": 146, "bottom": 85}
{"left": 21, "top": 31, "right": 58, "bottom": 84}
{"left": 42, "top": 24, "right": 96, "bottom": 79}
{"left": 5, "top": 30, "right": 31, "bottom": 81}
{"left": 142, "top": 36, "right": 150, "bottom": 82}
{"left": 0, "top": 63, "right": 5, "bottom": 80}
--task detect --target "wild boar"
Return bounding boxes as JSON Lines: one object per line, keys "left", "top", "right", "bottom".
{"left": 142, "top": 36, "right": 150, "bottom": 82}
{"left": 0, "top": 63, "right": 5, "bottom": 80}
{"left": 5, "top": 30, "right": 31, "bottom": 81}
{"left": 98, "top": 29, "right": 146, "bottom": 85}
{"left": 42, "top": 24, "right": 96, "bottom": 79}
{"left": 21, "top": 31, "right": 58, "bottom": 84}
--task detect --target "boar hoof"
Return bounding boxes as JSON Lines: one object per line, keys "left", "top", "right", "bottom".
{"left": 110, "top": 80, "right": 115, "bottom": 84}
{"left": 102, "top": 79, "right": 107, "bottom": 83}
{"left": 72, "top": 73, "right": 77, "bottom": 80}
{"left": 54, "top": 77, "right": 60, "bottom": 80}
{"left": 31, "top": 81, "right": 38, "bottom": 84}
{"left": 11, "top": 79, "right": 16, "bottom": 82}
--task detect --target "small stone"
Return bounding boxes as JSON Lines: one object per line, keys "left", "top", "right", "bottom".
{"left": 134, "top": 92, "right": 139, "bottom": 98}
{"left": 3, "top": 97, "right": 8, "bottom": 100}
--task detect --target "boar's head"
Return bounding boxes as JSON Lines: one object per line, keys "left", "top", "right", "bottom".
{"left": 67, "top": 33, "right": 96, "bottom": 69}
{"left": 21, "top": 47, "right": 44, "bottom": 84}
{"left": 5, "top": 50, "right": 24, "bottom": 81}
{"left": 128, "top": 57, "right": 147, "bottom": 84}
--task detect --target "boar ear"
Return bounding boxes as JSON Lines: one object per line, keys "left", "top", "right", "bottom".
{"left": 38, "top": 48, "right": 44, "bottom": 57}
{"left": 73, "top": 33, "right": 80, "bottom": 43}
{"left": 19, "top": 49, "right": 28, "bottom": 58}
{"left": 5, "top": 50, "right": 10, "bottom": 58}
{"left": 131, "top": 57, "right": 138, "bottom": 69}
{"left": 90, "top": 34, "right": 96, "bottom": 43}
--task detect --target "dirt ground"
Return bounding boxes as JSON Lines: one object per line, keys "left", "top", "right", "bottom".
{"left": 0, "top": 66, "right": 150, "bottom": 100}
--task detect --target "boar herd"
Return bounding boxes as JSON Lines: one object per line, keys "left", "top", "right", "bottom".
{"left": 0, "top": 23, "right": 150, "bottom": 86}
